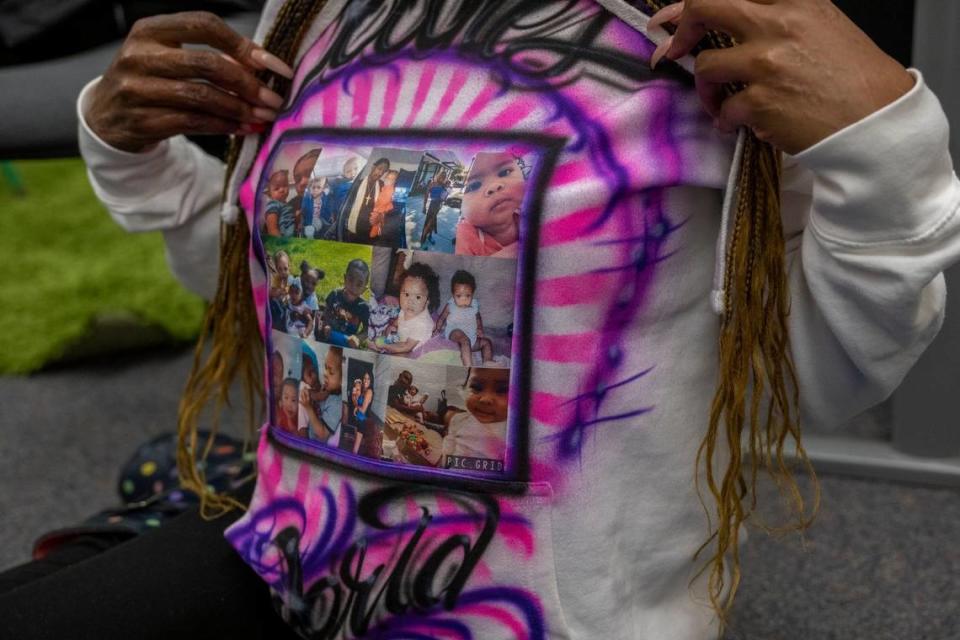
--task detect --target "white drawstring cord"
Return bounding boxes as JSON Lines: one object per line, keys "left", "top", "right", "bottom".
{"left": 711, "top": 127, "right": 747, "bottom": 315}
{"left": 591, "top": 0, "right": 697, "bottom": 74}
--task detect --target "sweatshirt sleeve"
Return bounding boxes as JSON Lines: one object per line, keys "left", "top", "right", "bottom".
{"left": 782, "top": 69, "right": 960, "bottom": 430}
{"left": 77, "top": 77, "right": 225, "bottom": 300}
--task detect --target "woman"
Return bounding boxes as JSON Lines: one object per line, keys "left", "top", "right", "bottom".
{"left": 353, "top": 370, "right": 374, "bottom": 423}
{"left": 3, "top": 1, "right": 957, "bottom": 639}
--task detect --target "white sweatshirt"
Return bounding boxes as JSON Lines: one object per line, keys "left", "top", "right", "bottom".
{"left": 79, "top": 2, "right": 960, "bottom": 638}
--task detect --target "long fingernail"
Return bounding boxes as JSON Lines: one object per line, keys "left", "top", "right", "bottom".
{"left": 648, "top": 2, "right": 684, "bottom": 31}
{"left": 258, "top": 86, "right": 284, "bottom": 109}
{"left": 252, "top": 107, "right": 278, "bottom": 121}
{"left": 650, "top": 35, "right": 674, "bottom": 70}
{"left": 251, "top": 48, "right": 294, "bottom": 79}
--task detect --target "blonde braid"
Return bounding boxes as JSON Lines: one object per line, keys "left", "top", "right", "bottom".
{"left": 176, "top": 0, "right": 330, "bottom": 517}
{"left": 641, "top": 0, "right": 820, "bottom": 630}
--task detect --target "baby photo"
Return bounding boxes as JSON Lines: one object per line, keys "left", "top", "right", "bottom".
{"left": 455, "top": 151, "right": 536, "bottom": 259}
{"left": 263, "top": 237, "right": 374, "bottom": 349}
{"left": 269, "top": 330, "right": 303, "bottom": 435}
{"left": 365, "top": 247, "right": 517, "bottom": 366}
{"left": 259, "top": 143, "right": 323, "bottom": 239}
{"left": 380, "top": 361, "right": 511, "bottom": 475}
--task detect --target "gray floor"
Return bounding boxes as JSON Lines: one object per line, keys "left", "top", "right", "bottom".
{"left": 1, "top": 349, "right": 958, "bottom": 639}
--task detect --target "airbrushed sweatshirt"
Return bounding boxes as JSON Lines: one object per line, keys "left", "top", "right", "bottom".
{"left": 78, "top": 1, "right": 960, "bottom": 638}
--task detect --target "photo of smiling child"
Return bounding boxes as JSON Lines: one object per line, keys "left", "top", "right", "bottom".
{"left": 456, "top": 151, "right": 531, "bottom": 258}
{"left": 441, "top": 367, "right": 509, "bottom": 471}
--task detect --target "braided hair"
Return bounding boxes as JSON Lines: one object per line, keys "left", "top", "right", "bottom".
{"left": 640, "top": 0, "right": 819, "bottom": 629}
{"left": 176, "top": 0, "right": 330, "bottom": 515}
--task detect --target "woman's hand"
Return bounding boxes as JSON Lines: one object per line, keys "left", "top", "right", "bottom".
{"left": 86, "top": 11, "right": 294, "bottom": 152}
{"left": 650, "top": 0, "right": 915, "bottom": 154}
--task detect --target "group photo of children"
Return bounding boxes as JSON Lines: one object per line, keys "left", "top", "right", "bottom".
{"left": 259, "top": 137, "right": 540, "bottom": 258}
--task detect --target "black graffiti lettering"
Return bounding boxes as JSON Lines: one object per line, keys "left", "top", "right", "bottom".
{"left": 412, "top": 534, "right": 471, "bottom": 609}
{"left": 270, "top": 486, "right": 502, "bottom": 637}
{"left": 339, "top": 540, "right": 386, "bottom": 637}
{"left": 383, "top": 506, "right": 432, "bottom": 614}
{"left": 303, "top": 576, "right": 342, "bottom": 639}
{"left": 300, "top": 0, "right": 665, "bottom": 95}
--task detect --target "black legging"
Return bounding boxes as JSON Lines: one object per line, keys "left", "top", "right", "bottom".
{"left": 0, "top": 496, "right": 298, "bottom": 640}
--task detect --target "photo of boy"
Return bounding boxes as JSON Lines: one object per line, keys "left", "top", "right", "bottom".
{"left": 434, "top": 269, "right": 494, "bottom": 366}
{"left": 320, "top": 258, "right": 371, "bottom": 348}
{"left": 456, "top": 151, "right": 531, "bottom": 258}
{"left": 300, "top": 176, "right": 327, "bottom": 238}
{"left": 289, "top": 148, "right": 322, "bottom": 237}
{"left": 321, "top": 156, "right": 361, "bottom": 238}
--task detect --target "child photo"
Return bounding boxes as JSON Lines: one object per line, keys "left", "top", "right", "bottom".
{"left": 380, "top": 360, "right": 451, "bottom": 468}
{"left": 297, "top": 340, "right": 344, "bottom": 445}
{"left": 455, "top": 151, "right": 535, "bottom": 259}
{"left": 366, "top": 247, "right": 516, "bottom": 365}
{"left": 380, "top": 361, "right": 511, "bottom": 475}
{"left": 263, "top": 237, "right": 373, "bottom": 349}
{"left": 269, "top": 330, "right": 303, "bottom": 434}
{"left": 334, "top": 146, "right": 421, "bottom": 248}
{"left": 259, "top": 143, "right": 323, "bottom": 239}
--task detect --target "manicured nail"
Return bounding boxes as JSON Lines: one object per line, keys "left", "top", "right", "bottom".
{"left": 252, "top": 107, "right": 277, "bottom": 121}
{"left": 648, "top": 2, "right": 684, "bottom": 31}
{"left": 258, "top": 86, "right": 284, "bottom": 109}
{"left": 251, "top": 48, "right": 293, "bottom": 79}
{"left": 650, "top": 35, "right": 674, "bottom": 70}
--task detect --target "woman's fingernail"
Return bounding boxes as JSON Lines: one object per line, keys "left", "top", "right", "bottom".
{"left": 648, "top": 2, "right": 684, "bottom": 31}
{"left": 258, "top": 86, "right": 284, "bottom": 109}
{"left": 252, "top": 107, "right": 278, "bottom": 121}
{"left": 650, "top": 35, "right": 674, "bottom": 70}
{"left": 251, "top": 48, "right": 294, "bottom": 79}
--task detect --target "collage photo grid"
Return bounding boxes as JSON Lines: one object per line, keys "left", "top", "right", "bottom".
{"left": 261, "top": 135, "right": 540, "bottom": 478}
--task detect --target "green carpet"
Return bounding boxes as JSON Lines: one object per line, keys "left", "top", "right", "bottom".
{"left": 0, "top": 159, "right": 206, "bottom": 374}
